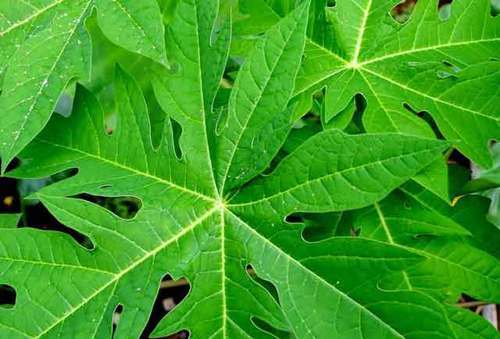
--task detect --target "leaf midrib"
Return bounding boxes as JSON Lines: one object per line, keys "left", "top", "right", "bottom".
{"left": 5, "top": 1, "right": 93, "bottom": 163}
{"left": 227, "top": 210, "right": 403, "bottom": 338}
{"left": 0, "top": 255, "right": 113, "bottom": 276}
{"left": 229, "top": 145, "right": 443, "bottom": 207}
{"left": 193, "top": 0, "right": 220, "bottom": 198}
{"left": 374, "top": 202, "right": 500, "bottom": 290}
{"left": 298, "top": 35, "right": 500, "bottom": 122}
{"left": 37, "top": 139, "right": 214, "bottom": 202}
{"left": 0, "top": 0, "right": 66, "bottom": 37}
{"left": 32, "top": 206, "right": 218, "bottom": 338}
{"left": 220, "top": 8, "right": 302, "bottom": 194}
{"left": 374, "top": 201, "right": 461, "bottom": 339}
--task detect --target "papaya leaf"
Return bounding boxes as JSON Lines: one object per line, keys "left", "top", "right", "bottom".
{"left": 0, "top": 0, "right": 166, "bottom": 171}
{"left": 0, "top": 1, "right": 496, "bottom": 338}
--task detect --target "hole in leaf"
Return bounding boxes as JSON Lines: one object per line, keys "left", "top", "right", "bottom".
{"left": 166, "top": 61, "right": 182, "bottom": 76}
{"left": 21, "top": 202, "right": 94, "bottom": 250}
{"left": 301, "top": 212, "right": 345, "bottom": 242}
{"left": 251, "top": 317, "right": 290, "bottom": 338}
{"left": 54, "top": 92, "right": 75, "bottom": 118}
{"left": 105, "top": 112, "right": 117, "bottom": 135}
{"left": 492, "top": 0, "right": 500, "bottom": 16}
{"left": 245, "top": 264, "right": 280, "bottom": 305}
{"left": 141, "top": 274, "right": 190, "bottom": 338}
{"left": 351, "top": 94, "right": 367, "bottom": 133}
{"left": 391, "top": 0, "right": 417, "bottom": 24}
{"left": 391, "top": 0, "right": 454, "bottom": 24}
{"left": 286, "top": 212, "right": 348, "bottom": 242}
{"left": 285, "top": 214, "right": 303, "bottom": 224}
{"left": 170, "top": 117, "right": 183, "bottom": 160}
{"left": 75, "top": 194, "right": 141, "bottom": 220}
{"left": 413, "top": 233, "right": 437, "bottom": 240}
{"left": 326, "top": 0, "right": 336, "bottom": 8}
{"left": 146, "top": 89, "right": 167, "bottom": 150}
{"left": 0, "top": 284, "right": 16, "bottom": 308}
{"left": 350, "top": 227, "right": 361, "bottom": 237}
{"left": 437, "top": 60, "right": 461, "bottom": 79}
{"left": 402, "top": 103, "right": 444, "bottom": 139}
{"left": 112, "top": 304, "right": 124, "bottom": 337}
{"left": 442, "top": 60, "right": 461, "bottom": 70}
{"left": 439, "top": 1, "right": 453, "bottom": 21}
{"left": 52, "top": 168, "right": 79, "bottom": 182}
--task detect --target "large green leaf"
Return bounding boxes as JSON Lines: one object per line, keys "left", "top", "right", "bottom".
{"left": 0, "top": 0, "right": 166, "bottom": 171}
{"left": 294, "top": 0, "right": 500, "bottom": 201}
{"left": 297, "top": 0, "right": 500, "bottom": 168}
{"left": 0, "top": 1, "right": 459, "bottom": 337}
{"left": 348, "top": 181, "right": 500, "bottom": 337}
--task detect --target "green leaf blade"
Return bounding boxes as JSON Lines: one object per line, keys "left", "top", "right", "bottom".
{"left": 0, "top": 0, "right": 92, "bottom": 172}
{"left": 95, "top": 0, "right": 167, "bottom": 66}
{"left": 217, "top": 2, "right": 310, "bottom": 193}
{"left": 231, "top": 130, "right": 448, "bottom": 213}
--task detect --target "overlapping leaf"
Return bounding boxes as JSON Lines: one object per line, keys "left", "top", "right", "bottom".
{"left": 347, "top": 180, "right": 500, "bottom": 337}
{"left": 0, "top": 0, "right": 166, "bottom": 171}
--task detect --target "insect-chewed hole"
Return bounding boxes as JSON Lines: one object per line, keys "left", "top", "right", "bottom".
{"left": 51, "top": 168, "right": 79, "bottom": 183}
{"left": 0, "top": 284, "right": 16, "bottom": 308}
{"left": 112, "top": 304, "right": 124, "bottom": 338}
{"left": 105, "top": 112, "right": 117, "bottom": 135}
{"left": 21, "top": 202, "right": 94, "bottom": 250}
{"left": 439, "top": 0, "right": 454, "bottom": 21}
{"left": 285, "top": 214, "right": 303, "bottom": 224}
{"left": 251, "top": 317, "right": 290, "bottom": 338}
{"left": 437, "top": 60, "right": 461, "bottom": 79}
{"left": 245, "top": 264, "right": 280, "bottom": 305}
{"left": 54, "top": 92, "right": 74, "bottom": 118}
{"left": 166, "top": 61, "right": 182, "bottom": 76}
{"left": 391, "top": 0, "right": 417, "bottom": 24}
{"left": 413, "top": 233, "right": 437, "bottom": 240}
{"left": 391, "top": 0, "right": 454, "bottom": 24}
{"left": 170, "top": 117, "right": 183, "bottom": 160}
{"left": 75, "top": 194, "right": 142, "bottom": 220}
{"left": 287, "top": 212, "right": 348, "bottom": 242}
{"left": 245, "top": 265, "right": 290, "bottom": 336}
{"left": 141, "top": 274, "right": 190, "bottom": 338}
{"left": 493, "top": 1, "right": 500, "bottom": 16}
{"left": 326, "top": 0, "right": 336, "bottom": 8}
{"left": 402, "top": 103, "right": 443, "bottom": 139}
